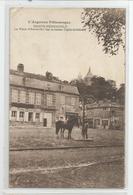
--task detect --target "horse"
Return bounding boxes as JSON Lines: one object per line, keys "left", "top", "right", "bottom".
{"left": 55, "top": 117, "right": 78, "bottom": 139}
{"left": 55, "top": 120, "right": 64, "bottom": 138}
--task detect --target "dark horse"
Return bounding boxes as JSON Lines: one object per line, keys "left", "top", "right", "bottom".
{"left": 56, "top": 117, "right": 78, "bottom": 139}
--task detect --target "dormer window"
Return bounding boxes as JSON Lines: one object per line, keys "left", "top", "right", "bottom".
{"left": 59, "top": 85, "right": 63, "bottom": 91}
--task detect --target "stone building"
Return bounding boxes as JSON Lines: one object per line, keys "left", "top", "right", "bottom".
{"left": 9, "top": 64, "right": 79, "bottom": 127}
{"left": 83, "top": 100, "right": 124, "bottom": 130}
{"left": 84, "top": 67, "right": 93, "bottom": 86}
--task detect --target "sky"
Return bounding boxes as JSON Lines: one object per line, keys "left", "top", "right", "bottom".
{"left": 10, "top": 8, "right": 125, "bottom": 87}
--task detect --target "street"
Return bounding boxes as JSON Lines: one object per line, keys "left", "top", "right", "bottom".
{"left": 9, "top": 127, "right": 125, "bottom": 188}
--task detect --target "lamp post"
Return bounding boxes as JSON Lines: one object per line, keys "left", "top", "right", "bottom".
{"left": 81, "top": 95, "right": 96, "bottom": 132}
{"left": 82, "top": 97, "right": 86, "bottom": 132}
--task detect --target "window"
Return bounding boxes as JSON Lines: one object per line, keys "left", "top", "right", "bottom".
{"left": 47, "top": 94, "right": 53, "bottom": 106}
{"left": 60, "top": 95, "right": 65, "bottom": 105}
{"left": 102, "top": 120, "right": 108, "bottom": 126}
{"left": 103, "top": 107, "right": 110, "bottom": 111}
{"left": 47, "top": 83, "right": 51, "bottom": 90}
{"left": 111, "top": 110, "right": 116, "bottom": 115}
{"left": 66, "top": 96, "right": 71, "bottom": 105}
{"left": 19, "top": 91, "right": 26, "bottom": 103}
{"left": 94, "top": 119, "right": 100, "bottom": 125}
{"left": 35, "top": 93, "right": 41, "bottom": 105}
{"left": 59, "top": 85, "right": 64, "bottom": 91}
{"left": 35, "top": 113, "right": 40, "bottom": 119}
{"left": 71, "top": 97, "right": 75, "bottom": 106}
{"left": 75, "top": 98, "right": 79, "bottom": 106}
{"left": 11, "top": 111, "right": 17, "bottom": 117}
{"left": 19, "top": 111, "right": 24, "bottom": 118}
{"left": 28, "top": 92, "right": 35, "bottom": 104}
{"left": 11, "top": 89, "right": 18, "bottom": 102}
{"left": 28, "top": 112, "right": 33, "bottom": 122}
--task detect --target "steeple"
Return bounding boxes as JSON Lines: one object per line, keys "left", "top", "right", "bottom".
{"left": 84, "top": 66, "right": 93, "bottom": 86}
{"left": 86, "top": 66, "right": 92, "bottom": 78}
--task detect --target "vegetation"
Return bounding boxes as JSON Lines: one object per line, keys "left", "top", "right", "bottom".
{"left": 70, "top": 76, "right": 124, "bottom": 105}
{"left": 45, "top": 71, "right": 125, "bottom": 105}
{"left": 81, "top": 8, "right": 126, "bottom": 55}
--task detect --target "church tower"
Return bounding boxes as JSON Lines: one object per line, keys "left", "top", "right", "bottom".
{"left": 84, "top": 67, "right": 93, "bottom": 86}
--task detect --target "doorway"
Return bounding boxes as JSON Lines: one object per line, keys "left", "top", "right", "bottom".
{"left": 43, "top": 113, "right": 52, "bottom": 127}
{"left": 28, "top": 112, "right": 33, "bottom": 122}
{"left": 43, "top": 118, "right": 47, "bottom": 127}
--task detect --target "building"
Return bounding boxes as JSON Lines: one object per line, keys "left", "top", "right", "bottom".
{"left": 9, "top": 64, "right": 80, "bottom": 127}
{"left": 84, "top": 67, "right": 93, "bottom": 86}
{"left": 83, "top": 100, "right": 124, "bottom": 130}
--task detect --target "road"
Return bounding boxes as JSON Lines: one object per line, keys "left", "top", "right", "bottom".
{"left": 10, "top": 145, "right": 124, "bottom": 188}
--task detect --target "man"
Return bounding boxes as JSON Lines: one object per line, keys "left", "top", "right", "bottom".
{"left": 82, "top": 122, "right": 89, "bottom": 140}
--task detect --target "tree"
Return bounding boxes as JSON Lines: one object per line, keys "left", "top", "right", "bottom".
{"left": 71, "top": 79, "right": 95, "bottom": 133}
{"left": 70, "top": 76, "right": 118, "bottom": 134}
{"left": 116, "top": 83, "right": 125, "bottom": 105}
{"left": 81, "top": 8, "right": 125, "bottom": 55}
{"left": 70, "top": 76, "right": 117, "bottom": 102}
{"left": 70, "top": 79, "right": 88, "bottom": 101}
{"left": 90, "top": 76, "right": 117, "bottom": 101}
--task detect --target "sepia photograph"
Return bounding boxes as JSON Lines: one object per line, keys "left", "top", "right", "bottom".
{"left": 9, "top": 7, "right": 126, "bottom": 188}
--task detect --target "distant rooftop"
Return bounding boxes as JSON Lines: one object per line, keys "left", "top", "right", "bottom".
{"left": 10, "top": 64, "right": 79, "bottom": 95}
{"left": 86, "top": 99, "right": 124, "bottom": 109}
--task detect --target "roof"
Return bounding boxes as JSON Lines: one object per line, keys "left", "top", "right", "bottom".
{"left": 10, "top": 69, "right": 79, "bottom": 96}
{"left": 84, "top": 67, "right": 93, "bottom": 79}
{"left": 86, "top": 100, "right": 124, "bottom": 109}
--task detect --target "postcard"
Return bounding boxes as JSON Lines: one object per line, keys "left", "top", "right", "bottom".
{"left": 9, "top": 7, "right": 126, "bottom": 188}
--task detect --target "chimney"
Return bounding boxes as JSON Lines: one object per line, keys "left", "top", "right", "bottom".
{"left": 17, "top": 63, "right": 24, "bottom": 73}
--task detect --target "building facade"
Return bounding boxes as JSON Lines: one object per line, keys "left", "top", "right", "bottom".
{"left": 9, "top": 64, "right": 79, "bottom": 127}
{"left": 82, "top": 100, "right": 124, "bottom": 130}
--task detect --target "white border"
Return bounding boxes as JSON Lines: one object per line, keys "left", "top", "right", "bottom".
{"left": 128, "top": 2, "right": 133, "bottom": 195}
{"left": 0, "top": 1, "right": 132, "bottom": 195}
{"left": 0, "top": 0, "right": 6, "bottom": 192}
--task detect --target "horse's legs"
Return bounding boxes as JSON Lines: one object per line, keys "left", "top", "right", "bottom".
{"left": 84, "top": 129, "right": 88, "bottom": 140}
{"left": 60, "top": 128, "right": 64, "bottom": 139}
{"left": 67, "top": 131, "right": 69, "bottom": 139}
{"left": 56, "top": 127, "right": 59, "bottom": 139}
{"left": 68, "top": 130, "right": 72, "bottom": 140}
{"left": 70, "top": 131, "right": 72, "bottom": 139}
{"left": 62, "top": 128, "right": 65, "bottom": 139}
{"left": 82, "top": 129, "right": 85, "bottom": 140}
{"left": 60, "top": 128, "right": 63, "bottom": 139}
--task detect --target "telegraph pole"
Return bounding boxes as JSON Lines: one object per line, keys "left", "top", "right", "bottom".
{"left": 82, "top": 97, "right": 85, "bottom": 132}
{"left": 81, "top": 95, "right": 96, "bottom": 135}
